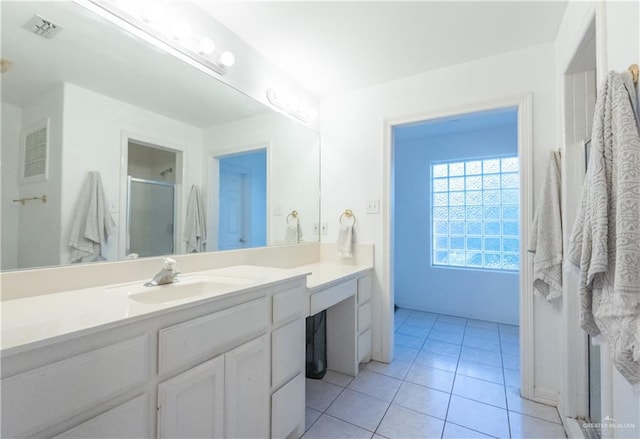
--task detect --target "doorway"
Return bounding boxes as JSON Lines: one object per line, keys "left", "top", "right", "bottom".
{"left": 392, "top": 107, "right": 520, "bottom": 325}
{"left": 216, "top": 149, "right": 267, "bottom": 250}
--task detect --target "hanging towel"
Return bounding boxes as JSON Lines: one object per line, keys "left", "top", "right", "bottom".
{"left": 527, "top": 151, "right": 563, "bottom": 301}
{"left": 285, "top": 222, "right": 302, "bottom": 244}
{"left": 337, "top": 225, "right": 353, "bottom": 258}
{"left": 184, "top": 185, "right": 207, "bottom": 253}
{"left": 68, "top": 171, "right": 115, "bottom": 263}
{"left": 568, "top": 71, "right": 640, "bottom": 387}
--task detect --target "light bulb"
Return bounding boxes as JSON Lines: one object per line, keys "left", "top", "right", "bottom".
{"left": 172, "top": 20, "right": 192, "bottom": 40}
{"left": 219, "top": 51, "right": 235, "bottom": 67}
{"left": 141, "top": 2, "right": 164, "bottom": 25}
{"left": 198, "top": 37, "right": 215, "bottom": 55}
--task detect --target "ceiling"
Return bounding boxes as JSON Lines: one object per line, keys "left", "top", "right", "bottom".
{"left": 195, "top": 1, "right": 568, "bottom": 97}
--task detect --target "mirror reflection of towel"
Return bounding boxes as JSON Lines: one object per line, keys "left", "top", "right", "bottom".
{"left": 286, "top": 223, "right": 302, "bottom": 243}
{"left": 68, "top": 171, "right": 115, "bottom": 263}
{"left": 337, "top": 225, "right": 353, "bottom": 258}
{"left": 184, "top": 185, "right": 207, "bottom": 253}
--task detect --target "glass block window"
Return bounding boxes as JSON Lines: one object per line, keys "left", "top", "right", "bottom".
{"left": 432, "top": 156, "right": 520, "bottom": 271}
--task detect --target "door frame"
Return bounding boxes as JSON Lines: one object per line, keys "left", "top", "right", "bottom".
{"left": 382, "top": 94, "right": 534, "bottom": 398}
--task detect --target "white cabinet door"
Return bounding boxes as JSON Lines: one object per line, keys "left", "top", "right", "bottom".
{"left": 225, "top": 336, "right": 269, "bottom": 438}
{"left": 157, "top": 355, "right": 225, "bottom": 439}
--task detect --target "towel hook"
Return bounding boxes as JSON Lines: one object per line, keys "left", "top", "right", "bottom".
{"left": 12, "top": 195, "right": 48, "bottom": 205}
{"left": 339, "top": 209, "right": 356, "bottom": 226}
{"left": 629, "top": 64, "right": 639, "bottom": 84}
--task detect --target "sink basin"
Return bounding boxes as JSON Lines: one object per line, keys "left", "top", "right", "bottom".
{"left": 126, "top": 276, "right": 255, "bottom": 305}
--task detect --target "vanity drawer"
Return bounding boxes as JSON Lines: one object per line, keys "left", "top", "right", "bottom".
{"left": 272, "top": 285, "right": 305, "bottom": 327}
{"left": 159, "top": 298, "right": 267, "bottom": 375}
{"left": 310, "top": 278, "right": 357, "bottom": 315}
{"left": 358, "top": 301, "right": 372, "bottom": 334}
{"left": 357, "top": 275, "right": 372, "bottom": 304}
{"left": 271, "top": 372, "right": 305, "bottom": 439}
{"left": 358, "top": 328, "right": 372, "bottom": 364}
{"left": 1, "top": 335, "right": 149, "bottom": 438}
{"left": 272, "top": 318, "right": 305, "bottom": 390}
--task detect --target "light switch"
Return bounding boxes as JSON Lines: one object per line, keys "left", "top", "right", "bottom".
{"left": 365, "top": 199, "right": 380, "bottom": 214}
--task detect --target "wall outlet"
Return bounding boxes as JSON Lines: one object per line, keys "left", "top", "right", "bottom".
{"left": 273, "top": 204, "right": 283, "bottom": 216}
{"left": 313, "top": 223, "right": 320, "bottom": 235}
{"left": 321, "top": 222, "right": 328, "bottom": 235}
{"left": 365, "top": 199, "right": 380, "bottom": 214}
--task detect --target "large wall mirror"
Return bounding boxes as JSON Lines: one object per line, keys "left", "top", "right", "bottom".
{"left": 1, "top": 1, "right": 320, "bottom": 271}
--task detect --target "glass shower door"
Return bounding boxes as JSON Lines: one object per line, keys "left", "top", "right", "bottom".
{"left": 127, "top": 177, "right": 176, "bottom": 257}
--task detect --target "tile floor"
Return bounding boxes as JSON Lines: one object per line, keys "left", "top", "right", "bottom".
{"left": 303, "top": 309, "right": 566, "bottom": 439}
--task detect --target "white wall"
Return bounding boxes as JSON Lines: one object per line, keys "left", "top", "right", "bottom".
{"left": 1, "top": 103, "right": 22, "bottom": 270}
{"left": 203, "top": 111, "right": 320, "bottom": 247}
{"left": 555, "top": 0, "right": 640, "bottom": 434}
{"left": 61, "top": 83, "right": 203, "bottom": 263}
{"left": 3, "top": 87, "right": 65, "bottom": 270}
{"left": 394, "top": 124, "right": 519, "bottom": 325}
{"left": 320, "top": 42, "right": 560, "bottom": 397}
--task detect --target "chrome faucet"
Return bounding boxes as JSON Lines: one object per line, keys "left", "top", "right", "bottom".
{"left": 145, "top": 257, "right": 180, "bottom": 287}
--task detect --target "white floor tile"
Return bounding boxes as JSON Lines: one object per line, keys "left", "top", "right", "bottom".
{"left": 463, "top": 335, "right": 501, "bottom": 352}
{"left": 395, "top": 333, "right": 426, "bottom": 349}
{"left": 393, "top": 382, "right": 451, "bottom": 420}
{"left": 504, "top": 368, "right": 520, "bottom": 388}
{"left": 414, "top": 350, "right": 459, "bottom": 372}
{"left": 506, "top": 386, "right": 561, "bottom": 424}
{"left": 405, "top": 363, "right": 455, "bottom": 393}
{"left": 348, "top": 370, "right": 402, "bottom": 402}
{"left": 377, "top": 405, "right": 445, "bottom": 439}
{"left": 323, "top": 369, "right": 354, "bottom": 387}
{"left": 509, "top": 411, "right": 566, "bottom": 439}
{"left": 422, "top": 340, "right": 462, "bottom": 357}
{"left": 302, "top": 414, "right": 374, "bottom": 439}
{"left": 326, "top": 389, "right": 390, "bottom": 432}
{"left": 460, "top": 346, "right": 502, "bottom": 367}
{"left": 456, "top": 360, "right": 504, "bottom": 385}
{"left": 366, "top": 360, "right": 412, "bottom": 380}
{"left": 394, "top": 345, "right": 420, "bottom": 363}
{"left": 464, "top": 327, "right": 500, "bottom": 341}
{"left": 452, "top": 375, "right": 506, "bottom": 408}
{"left": 466, "top": 319, "right": 499, "bottom": 331}
{"left": 410, "top": 310, "right": 439, "bottom": 320}
{"left": 502, "top": 352, "right": 520, "bottom": 370}
{"left": 433, "top": 322, "right": 466, "bottom": 335}
{"left": 499, "top": 323, "right": 519, "bottom": 335}
{"left": 397, "top": 324, "right": 432, "bottom": 338}
{"left": 428, "top": 329, "right": 464, "bottom": 345}
{"left": 500, "top": 332, "right": 520, "bottom": 344}
{"left": 442, "top": 422, "right": 494, "bottom": 438}
{"left": 305, "top": 379, "right": 344, "bottom": 411}
{"left": 404, "top": 316, "right": 437, "bottom": 329}
{"left": 447, "top": 395, "right": 510, "bottom": 438}
{"left": 305, "top": 407, "right": 322, "bottom": 432}
{"left": 501, "top": 341, "right": 520, "bottom": 356}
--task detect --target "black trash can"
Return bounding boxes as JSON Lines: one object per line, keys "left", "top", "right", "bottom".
{"left": 305, "top": 310, "right": 327, "bottom": 379}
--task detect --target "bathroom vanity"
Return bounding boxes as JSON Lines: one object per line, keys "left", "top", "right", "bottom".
{"left": 0, "top": 246, "right": 373, "bottom": 438}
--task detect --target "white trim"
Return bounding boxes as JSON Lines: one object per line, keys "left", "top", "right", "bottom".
{"left": 382, "top": 95, "right": 534, "bottom": 388}
{"left": 564, "top": 417, "right": 588, "bottom": 439}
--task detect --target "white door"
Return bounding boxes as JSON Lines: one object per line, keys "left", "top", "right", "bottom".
{"left": 218, "top": 164, "right": 249, "bottom": 250}
{"left": 225, "top": 336, "right": 269, "bottom": 438}
{"left": 157, "top": 355, "right": 225, "bottom": 438}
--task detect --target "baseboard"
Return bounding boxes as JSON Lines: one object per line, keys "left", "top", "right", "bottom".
{"left": 563, "top": 417, "right": 587, "bottom": 439}
{"left": 533, "top": 387, "right": 559, "bottom": 406}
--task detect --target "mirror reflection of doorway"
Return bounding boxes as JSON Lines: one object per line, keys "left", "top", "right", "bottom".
{"left": 126, "top": 141, "right": 178, "bottom": 258}
{"left": 217, "top": 149, "right": 267, "bottom": 250}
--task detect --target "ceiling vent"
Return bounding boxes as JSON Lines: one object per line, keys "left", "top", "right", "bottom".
{"left": 23, "top": 15, "right": 63, "bottom": 39}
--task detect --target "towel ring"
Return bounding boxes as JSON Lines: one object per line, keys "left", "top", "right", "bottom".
{"left": 339, "top": 209, "right": 356, "bottom": 226}
{"left": 286, "top": 210, "right": 299, "bottom": 224}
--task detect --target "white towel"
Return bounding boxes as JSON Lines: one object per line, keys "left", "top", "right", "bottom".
{"left": 285, "top": 222, "right": 302, "bottom": 244}
{"left": 183, "top": 185, "right": 207, "bottom": 253}
{"left": 527, "top": 151, "right": 563, "bottom": 301}
{"left": 337, "top": 225, "right": 353, "bottom": 258}
{"left": 568, "top": 71, "right": 640, "bottom": 387}
{"left": 68, "top": 171, "right": 115, "bottom": 263}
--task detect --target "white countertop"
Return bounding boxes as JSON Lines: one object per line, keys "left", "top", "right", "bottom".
{"left": 0, "top": 265, "right": 305, "bottom": 353}
{"left": 0, "top": 262, "right": 373, "bottom": 354}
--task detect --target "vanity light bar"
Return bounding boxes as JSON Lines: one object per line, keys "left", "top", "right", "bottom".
{"left": 266, "top": 88, "right": 318, "bottom": 123}
{"left": 75, "top": 0, "right": 234, "bottom": 75}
